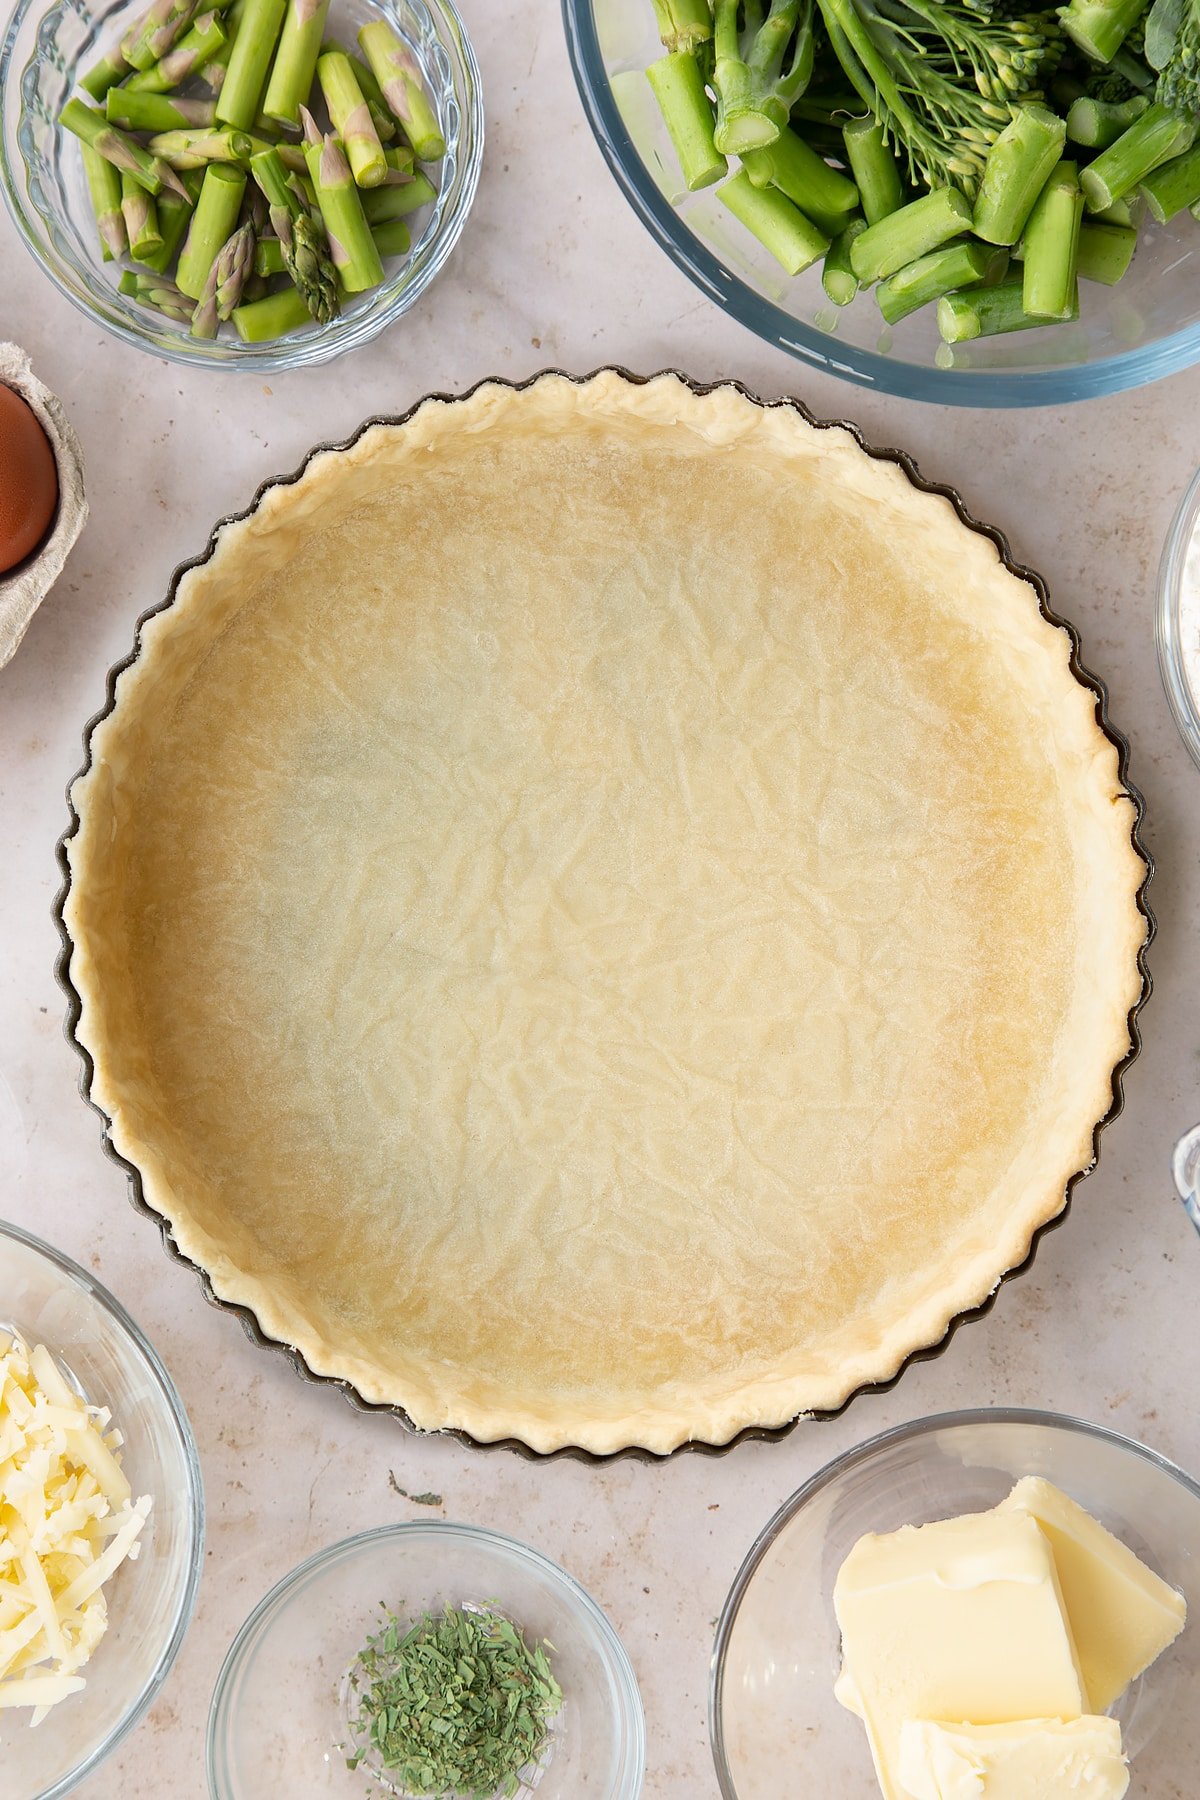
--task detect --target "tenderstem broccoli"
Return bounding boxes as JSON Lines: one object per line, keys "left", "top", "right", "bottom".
{"left": 1145, "top": 0, "right": 1200, "bottom": 113}
{"left": 711, "top": 0, "right": 817, "bottom": 152}
{"left": 814, "top": 0, "right": 1059, "bottom": 197}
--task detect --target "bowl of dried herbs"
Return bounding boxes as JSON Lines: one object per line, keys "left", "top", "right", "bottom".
{"left": 206, "top": 1520, "right": 646, "bottom": 1798}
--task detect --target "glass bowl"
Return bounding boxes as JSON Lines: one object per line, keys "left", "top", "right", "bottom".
{"left": 207, "top": 1521, "right": 646, "bottom": 1798}
{"left": 562, "top": 0, "right": 1200, "bottom": 407}
{"left": 1156, "top": 463, "right": 1200, "bottom": 772}
{"left": 1, "top": 1218, "right": 205, "bottom": 1800}
{"left": 711, "top": 1408, "right": 1200, "bottom": 1798}
{"left": 0, "top": 0, "right": 483, "bottom": 369}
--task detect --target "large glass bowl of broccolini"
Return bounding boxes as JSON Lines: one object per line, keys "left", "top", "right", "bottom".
{"left": 563, "top": 0, "right": 1200, "bottom": 406}
{"left": 206, "top": 1521, "right": 646, "bottom": 1800}
{"left": 0, "top": 0, "right": 482, "bottom": 366}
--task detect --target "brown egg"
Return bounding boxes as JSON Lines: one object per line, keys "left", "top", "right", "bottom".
{"left": 0, "top": 383, "right": 59, "bottom": 575}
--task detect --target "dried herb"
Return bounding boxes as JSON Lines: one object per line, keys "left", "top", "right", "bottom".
{"left": 345, "top": 1601, "right": 563, "bottom": 1798}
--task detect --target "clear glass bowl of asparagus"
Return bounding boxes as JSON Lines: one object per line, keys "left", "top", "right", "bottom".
{"left": 0, "top": 0, "right": 482, "bottom": 363}
{"left": 563, "top": 0, "right": 1200, "bottom": 405}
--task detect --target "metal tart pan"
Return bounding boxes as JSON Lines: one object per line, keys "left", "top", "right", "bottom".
{"left": 53, "top": 367, "right": 1155, "bottom": 1462}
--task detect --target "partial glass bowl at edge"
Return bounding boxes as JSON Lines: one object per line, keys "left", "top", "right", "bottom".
{"left": 1, "top": 1217, "right": 204, "bottom": 1800}
{"left": 711, "top": 1408, "right": 1200, "bottom": 1800}
{"left": 562, "top": 0, "right": 1200, "bottom": 406}
{"left": 0, "top": 0, "right": 483, "bottom": 369}
{"left": 207, "top": 1520, "right": 646, "bottom": 1799}
{"left": 1157, "top": 462, "right": 1200, "bottom": 773}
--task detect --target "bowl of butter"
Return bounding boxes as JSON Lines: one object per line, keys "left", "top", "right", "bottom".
{"left": 711, "top": 1409, "right": 1197, "bottom": 1800}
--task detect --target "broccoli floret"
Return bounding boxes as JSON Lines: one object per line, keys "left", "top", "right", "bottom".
{"left": 814, "top": 0, "right": 1062, "bottom": 195}
{"left": 1146, "top": 0, "right": 1200, "bottom": 114}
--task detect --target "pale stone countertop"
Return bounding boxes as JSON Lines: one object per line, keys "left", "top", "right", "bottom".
{"left": 4, "top": 4, "right": 1200, "bottom": 1796}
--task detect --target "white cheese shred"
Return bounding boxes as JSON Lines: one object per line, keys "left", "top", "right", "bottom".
{"left": 0, "top": 1328, "right": 152, "bottom": 1725}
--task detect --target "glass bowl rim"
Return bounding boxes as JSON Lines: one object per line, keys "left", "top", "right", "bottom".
{"left": 1155, "top": 462, "right": 1200, "bottom": 773}
{"left": 0, "top": 0, "right": 484, "bottom": 372}
{"left": 205, "top": 1517, "right": 648, "bottom": 1799}
{"left": 0, "top": 1214, "right": 206, "bottom": 1800}
{"left": 560, "top": 0, "right": 1200, "bottom": 408}
{"left": 708, "top": 1405, "right": 1200, "bottom": 1799}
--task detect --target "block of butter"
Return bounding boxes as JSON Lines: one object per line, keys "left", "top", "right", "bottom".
{"left": 833, "top": 1509, "right": 1089, "bottom": 1800}
{"left": 896, "top": 1717, "right": 1130, "bottom": 1800}
{"left": 999, "top": 1477, "right": 1187, "bottom": 1711}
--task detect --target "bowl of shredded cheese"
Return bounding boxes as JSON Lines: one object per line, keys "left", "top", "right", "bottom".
{"left": 1, "top": 1217, "right": 204, "bottom": 1799}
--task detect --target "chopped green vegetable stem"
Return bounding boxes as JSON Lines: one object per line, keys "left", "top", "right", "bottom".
{"left": 1076, "top": 220, "right": 1138, "bottom": 283}
{"left": 81, "top": 143, "right": 127, "bottom": 259}
{"left": 232, "top": 282, "right": 313, "bottom": 338}
{"left": 176, "top": 160, "right": 247, "bottom": 296}
{"left": 1022, "top": 159, "right": 1084, "bottom": 318}
{"left": 318, "top": 50, "right": 387, "bottom": 186}
{"left": 821, "top": 215, "right": 866, "bottom": 304}
{"left": 718, "top": 165, "right": 829, "bottom": 274}
{"left": 842, "top": 115, "right": 903, "bottom": 226}
{"left": 742, "top": 123, "right": 858, "bottom": 234}
{"left": 1140, "top": 141, "right": 1200, "bottom": 221}
{"left": 851, "top": 186, "right": 972, "bottom": 284}
{"left": 973, "top": 105, "right": 1066, "bottom": 247}
{"left": 357, "top": 20, "right": 444, "bottom": 160}
{"left": 215, "top": 0, "right": 287, "bottom": 130}
{"left": 647, "top": 50, "right": 727, "bottom": 192}
{"left": 1080, "top": 103, "right": 1198, "bottom": 211}
{"left": 876, "top": 239, "right": 1007, "bottom": 325}
{"left": 261, "top": 0, "right": 331, "bottom": 125}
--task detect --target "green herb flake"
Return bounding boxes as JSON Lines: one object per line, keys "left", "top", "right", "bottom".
{"left": 346, "top": 1601, "right": 563, "bottom": 1798}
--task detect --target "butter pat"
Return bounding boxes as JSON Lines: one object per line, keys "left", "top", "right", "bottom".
{"left": 834, "top": 1510, "right": 1088, "bottom": 1800}
{"left": 897, "top": 1718, "right": 1129, "bottom": 1800}
{"left": 999, "top": 1477, "right": 1187, "bottom": 1711}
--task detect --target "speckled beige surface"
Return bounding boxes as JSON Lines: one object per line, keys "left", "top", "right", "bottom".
{"left": 3, "top": 1, "right": 1200, "bottom": 1794}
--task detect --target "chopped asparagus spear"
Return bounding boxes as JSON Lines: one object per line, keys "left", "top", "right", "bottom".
{"left": 80, "top": 52, "right": 130, "bottom": 99}
{"left": 304, "top": 129, "right": 382, "bottom": 291}
{"left": 122, "top": 0, "right": 200, "bottom": 71}
{"left": 718, "top": 168, "right": 829, "bottom": 274}
{"left": 851, "top": 187, "right": 972, "bottom": 284}
{"left": 59, "top": 98, "right": 190, "bottom": 198}
{"left": 81, "top": 143, "right": 126, "bottom": 259}
{"left": 358, "top": 20, "right": 444, "bottom": 160}
{"left": 1059, "top": 0, "right": 1148, "bottom": 63}
{"left": 106, "top": 89, "right": 217, "bottom": 132}
{"left": 136, "top": 174, "right": 199, "bottom": 272}
{"left": 118, "top": 268, "right": 195, "bottom": 320}
{"left": 125, "top": 10, "right": 226, "bottom": 90}
{"left": 876, "top": 240, "right": 1007, "bottom": 325}
{"left": 326, "top": 44, "right": 400, "bottom": 141}
{"left": 380, "top": 145, "right": 415, "bottom": 181}
{"left": 262, "top": 0, "right": 331, "bottom": 125}
{"left": 938, "top": 275, "right": 1077, "bottom": 343}
{"left": 1140, "top": 142, "right": 1200, "bottom": 222}
{"left": 1080, "top": 104, "right": 1198, "bottom": 212}
{"left": 216, "top": 0, "right": 287, "bottom": 129}
{"left": 361, "top": 171, "right": 436, "bottom": 221}
{"left": 232, "top": 282, "right": 313, "bottom": 339}
{"left": 370, "top": 215, "right": 411, "bottom": 257}
{"left": 149, "top": 127, "right": 257, "bottom": 167}
{"left": 647, "top": 50, "right": 726, "bottom": 192}
{"left": 742, "top": 124, "right": 858, "bottom": 234}
{"left": 120, "top": 169, "right": 165, "bottom": 260}
{"left": 191, "top": 218, "right": 255, "bottom": 335}
{"left": 318, "top": 50, "right": 386, "bottom": 187}
{"left": 176, "top": 161, "right": 247, "bottom": 296}
{"left": 250, "top": 144, "right": 339, "bottom": 318}
{"left": 821, "top": 216, "right": 867, "bottom": 304}
{"left": 1022, "top": 160, "right": 1084, "bottom": 319}
{"left": 842, "top": 116, "right": 903, "bottom": 225}
{"left": 1076, "top": 220, "right": 1138, "bottom": 283}
{"left": 1066, "top": 94, "right": 1149, "bottom": 149}
{"left": 253, "top": 234, "right": 286, "bottom": 275}
{"left": 973, "top": 105, "right": 1066, "bottom": 246}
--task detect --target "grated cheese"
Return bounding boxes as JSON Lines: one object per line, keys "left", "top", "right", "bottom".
{"left": 0, "top": 1328, "right": 152, "bottom": 1725}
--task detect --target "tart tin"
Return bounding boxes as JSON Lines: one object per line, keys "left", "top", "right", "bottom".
{"left": 53, "top": 368, "right": 1155, "bottom": 1463}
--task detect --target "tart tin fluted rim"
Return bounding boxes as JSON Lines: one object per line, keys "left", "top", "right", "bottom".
{"left": 52, "top": 367, "right": 1155, "bottom": 1464}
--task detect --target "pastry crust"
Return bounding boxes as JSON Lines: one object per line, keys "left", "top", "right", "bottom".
{"left": 62, "top": 372, "right": 1148, "bottom": 1455}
